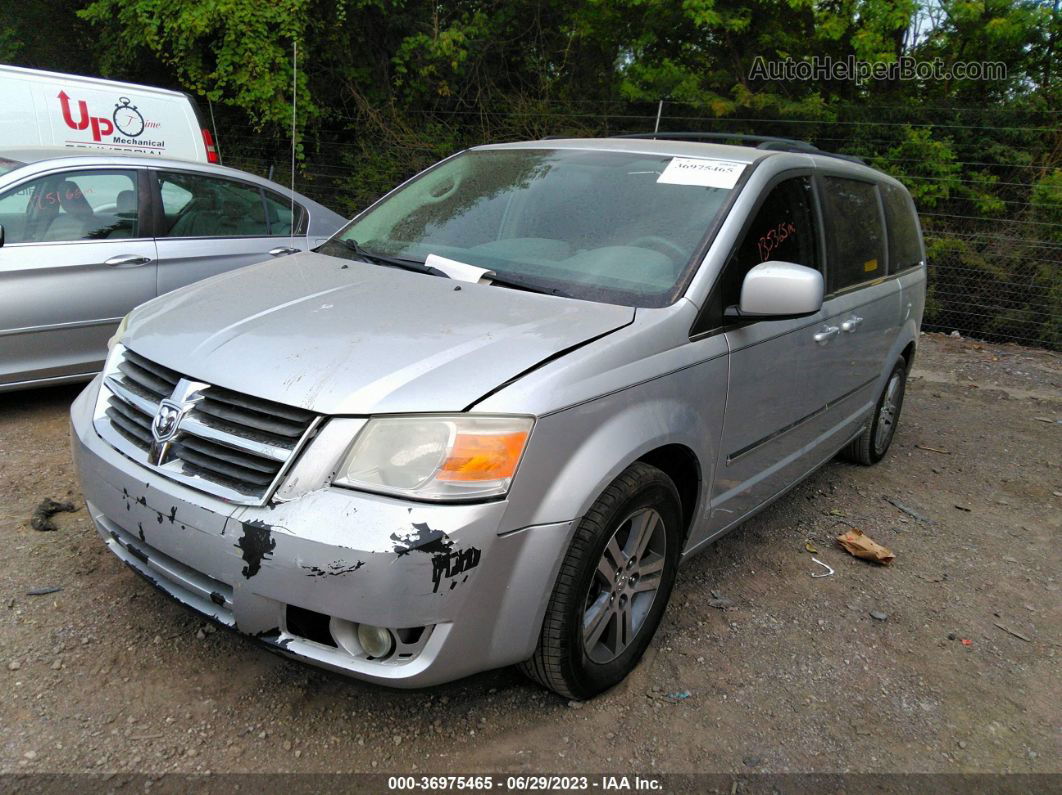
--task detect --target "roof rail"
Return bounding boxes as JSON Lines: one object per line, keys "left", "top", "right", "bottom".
{"left": 616, "top": 131, "right": 865, "bottom": 165}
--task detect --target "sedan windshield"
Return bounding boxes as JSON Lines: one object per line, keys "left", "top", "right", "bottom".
{"left": 322, "top": 148, "right": 735, "bottom": 306}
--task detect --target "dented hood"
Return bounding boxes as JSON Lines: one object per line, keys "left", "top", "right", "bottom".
{"left": 124, "top": 252, "right": 634, "bottom": 415}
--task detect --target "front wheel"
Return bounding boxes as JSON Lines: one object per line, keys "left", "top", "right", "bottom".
{"left": 842, "top": 357, "right": 908, "bottom": 465}
{"left": 520, "top": 462, "right": 682, "bottom": 699}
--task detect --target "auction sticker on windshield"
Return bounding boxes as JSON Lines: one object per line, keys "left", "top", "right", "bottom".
{"left": 657, "top": 157, "right": 746, "bottom": 188}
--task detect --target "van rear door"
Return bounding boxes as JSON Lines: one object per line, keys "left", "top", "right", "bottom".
{"left": 816, "top": 175, "right": 900, "bottom": 429}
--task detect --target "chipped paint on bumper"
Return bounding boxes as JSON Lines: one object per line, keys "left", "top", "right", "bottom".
{"left": 71, "top": 378, "right": 574, "bottom": 687}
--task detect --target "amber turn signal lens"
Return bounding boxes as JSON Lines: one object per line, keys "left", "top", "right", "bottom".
{"left": 438, "top": 431, "right": 529, "bottom": 482}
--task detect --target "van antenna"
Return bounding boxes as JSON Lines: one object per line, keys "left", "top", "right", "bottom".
{"left": 290, "top": 39, "right": 297, "bottom": 250}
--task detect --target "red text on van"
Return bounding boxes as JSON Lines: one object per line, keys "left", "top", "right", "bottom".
{"left": 57, "top": 91, "right": 114, "bottom": 142}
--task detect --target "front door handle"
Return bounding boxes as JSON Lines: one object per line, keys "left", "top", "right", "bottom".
{"left": 268, "top": 246, "right": 299, "bottom": 257}
{"left": 841, "top": 315, "right": 864, "bottom": 333}
{"left": 104, "top": 254, "right": 152, "bottom": 268}
{"left": 813, "top": 325, "right": 840, "bottom": 344}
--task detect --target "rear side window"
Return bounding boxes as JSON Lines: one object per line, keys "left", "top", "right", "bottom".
{"left": 881, "top": 183, "right": 922, "bottom": 271}
{"left": 719, "top": 176, "right": 820, "bottom": 309}
{"left": 0, "top": 169, "right": 140, "bottom": 243}
{"left": 820, "top": 177, "right": 885, "bottom": 292}
{"left": 156, "top": 172, "right": 297, "bottom": 238}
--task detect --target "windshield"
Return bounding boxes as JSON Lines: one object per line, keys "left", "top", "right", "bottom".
{"left": 322, "top": 148, "right": 735, "bottom": 306}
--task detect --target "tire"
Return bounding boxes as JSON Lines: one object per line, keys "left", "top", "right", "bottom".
{"left": 520, "top": 462, "right": 682, "bottom": 699}
{"left": 842, "top": 357, "right": 908, "bottom": 466}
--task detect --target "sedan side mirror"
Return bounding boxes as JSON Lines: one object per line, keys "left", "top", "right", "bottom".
{"left": 724, "top": 261, "right": 823, "bottom": 321}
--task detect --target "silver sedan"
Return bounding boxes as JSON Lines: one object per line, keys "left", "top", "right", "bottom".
{"left": 0, "top": 148, "right": 346, "bottom": 391}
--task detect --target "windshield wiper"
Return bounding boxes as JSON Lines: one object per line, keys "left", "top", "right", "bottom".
{"left": 333, "top": 239, "right": 448, "bottom": 278}
{"left": 485, "top": 271, "right": 564, "bottom": 297}
{"left": 324, "top": 238, "right": 563, "bottom": 295}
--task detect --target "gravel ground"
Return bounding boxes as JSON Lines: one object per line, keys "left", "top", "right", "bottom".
{"left": 0, "top": 332, "right": 1059, "bottom": 775}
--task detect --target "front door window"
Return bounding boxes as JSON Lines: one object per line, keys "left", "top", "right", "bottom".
{"left": 720, "top": 176, "right": 821, "bottom": 312}
{"left": 0, "top": 170, "right": 140, "bottom": 243}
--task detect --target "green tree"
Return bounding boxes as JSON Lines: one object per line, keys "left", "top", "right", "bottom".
{"left": 78, "top": 0, "right": 324, "bottom": 129}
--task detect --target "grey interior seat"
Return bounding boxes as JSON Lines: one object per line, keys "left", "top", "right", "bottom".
{"left": 104, "top": 189, "right": 138, "bottom": 238}
{"left": 170, "top": 190, "right": 219, "bottom": 237}
{"left": 42, "top": 180, "right": 96, "bottom": 241}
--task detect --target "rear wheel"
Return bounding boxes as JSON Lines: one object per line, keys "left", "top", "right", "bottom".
{"left": 842, "top": 357, "right": 908, "bottom": 465}
{"left": 520, "top": 462, "right": 682, "bottom": 699}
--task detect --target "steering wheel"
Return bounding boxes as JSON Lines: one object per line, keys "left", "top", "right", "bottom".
{"left": 628, "top": 235, "right": 687, "bottom": 262}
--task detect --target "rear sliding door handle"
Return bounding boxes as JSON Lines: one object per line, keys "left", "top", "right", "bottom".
{"left": 841, "top": 316, "right": 863, "bottom": 332}
{"left": 104, "top": 254, "right": 152, "bottom": 267}
{"left": 269, "top": 246, "right": 299, "bottom": 257}
{"left": 813, "top": 325, "right": 840, "bottom": 344}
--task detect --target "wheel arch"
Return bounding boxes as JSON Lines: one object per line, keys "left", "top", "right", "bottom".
{"left": 881, "top": 319, "right": 919, "bottom": 388}
{"left": 901, "top": 339, "right": 916, "bottom": 370}
{"left": 636, "top": 444, "right": 701, "bottom": 546}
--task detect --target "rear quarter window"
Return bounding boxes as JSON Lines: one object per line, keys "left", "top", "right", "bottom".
{"left": 881, "top": 183, "right": 922, "bottom": 271}
{"left": 820, "top": 176, "right": 886, "bottom": 293}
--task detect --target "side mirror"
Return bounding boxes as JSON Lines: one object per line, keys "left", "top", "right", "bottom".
{"left": 724, "top": 261, "right": 823, "bottom": 322}
{"left": 0, "top": 224, "right": 5, "bottom": 248}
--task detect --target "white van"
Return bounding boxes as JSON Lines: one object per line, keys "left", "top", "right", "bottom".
{"left": 0, "top": 65, "right": 218, "bottom": 163}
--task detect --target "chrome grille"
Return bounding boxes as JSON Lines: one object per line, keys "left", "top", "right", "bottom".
{"left": 94, "top": 345, "right": 318, "bottom": 505}
{"left": 118, "top": 348, "right": 182, "bottom": 401}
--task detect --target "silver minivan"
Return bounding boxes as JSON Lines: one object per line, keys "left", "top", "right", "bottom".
{"left": 70, "top": 136, "right": 925, "bottom": 698}
{"left": 0, "top": 148, "right": 345, "bottom": 391}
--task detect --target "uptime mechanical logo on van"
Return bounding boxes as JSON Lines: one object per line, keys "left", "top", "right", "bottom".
{"left": 57, "top": 91, "right": 166, "bottom": 151}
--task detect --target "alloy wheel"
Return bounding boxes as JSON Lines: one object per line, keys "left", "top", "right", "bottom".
{"left": 874, "top": 372, "right": 902, "bottom": 454}
{"left": 582, "top": 507, "right": 667, "bottom": 664}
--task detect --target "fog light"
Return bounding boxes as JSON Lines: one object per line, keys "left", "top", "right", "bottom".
{"left": 357, "top": 624, "right": 394, "bottom": 658}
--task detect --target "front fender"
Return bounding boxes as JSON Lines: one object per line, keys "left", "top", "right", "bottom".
{"left": 500, "top": 352, "right": 729, "bottom": 546}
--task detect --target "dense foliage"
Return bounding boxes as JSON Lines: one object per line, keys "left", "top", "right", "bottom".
{"left": 2, "top": 0, "right": 1059, "bottom": 345}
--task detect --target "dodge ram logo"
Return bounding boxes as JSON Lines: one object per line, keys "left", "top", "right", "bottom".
{"left": 141, "top": 379, "right": 209, "bottom": 467}
{"left": 149, "top": 399, "right": 189, "bottom": 465}
{"left": 152, "top": 400, "right": 184, "bottom": 443}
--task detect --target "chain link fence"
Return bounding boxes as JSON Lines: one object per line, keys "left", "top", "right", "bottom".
{"left": 922, "top": 220, "right": 1059, "bottom": 348}
{"left": 212, "top": 102, "right": 1061, "bottom": 350}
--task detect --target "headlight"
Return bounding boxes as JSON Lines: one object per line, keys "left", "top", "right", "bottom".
{"left": 107, "top": 314, "right": 130, "bottom": 351}
{"left": 334, "top": 415, "right": 533, "bottom": 501}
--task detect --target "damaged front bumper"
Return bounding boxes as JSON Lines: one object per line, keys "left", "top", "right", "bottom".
{"left": 70, "top": 377, "right": 574, "bottom": 687}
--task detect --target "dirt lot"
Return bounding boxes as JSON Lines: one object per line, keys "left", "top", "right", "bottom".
{"left": 0, "top": 333, "right": 1059, "bottom": 776}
